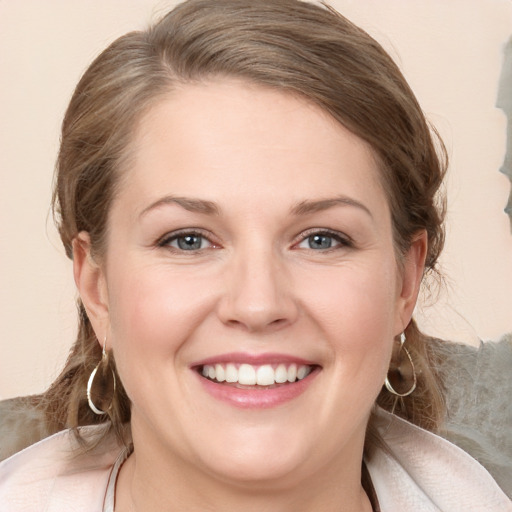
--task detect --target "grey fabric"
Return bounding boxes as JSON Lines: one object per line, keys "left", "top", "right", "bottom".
{"left": 432, "top": 334, "right": 512, "bottom": 497}
{"left": 0, "top": 396, "right": 49, "bottom": 461}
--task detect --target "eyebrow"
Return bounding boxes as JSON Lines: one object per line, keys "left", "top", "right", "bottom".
{"left": 140, "top": 196, "right": 220, "bottom": 217}
{"left": 139, "top": 194, "right": 372, "bottom": 219}
{"left": 291, "top": 196, "right": 373, "bottom": 218}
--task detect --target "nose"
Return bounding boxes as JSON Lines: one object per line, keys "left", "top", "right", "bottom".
{"left": 217, "top": 245, "right": 299, "bottom": 332}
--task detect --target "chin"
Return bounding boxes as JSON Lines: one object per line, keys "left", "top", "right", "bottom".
{"left": 203, "top": 451, "right": 309, "bottom": 488}
{"left": 191, "top": 424, "right": 315, "bottom": 486}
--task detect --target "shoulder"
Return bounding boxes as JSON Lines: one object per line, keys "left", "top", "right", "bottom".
{"left": 367, "top": 408, "right": 512, "bottom": 511}
{"left": 0, "top": 425, "right": 123, "bottom": 512}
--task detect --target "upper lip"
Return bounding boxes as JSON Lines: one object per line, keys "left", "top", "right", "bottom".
{"left": 191, "top": 352, "right": 318, "bottom": 368}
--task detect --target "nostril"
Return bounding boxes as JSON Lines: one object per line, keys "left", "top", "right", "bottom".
{"left": 269, "top": 318, "right": 288, "bottom": 327}
{"left": 225, "top": 316, "right": 290, "bottom": 332}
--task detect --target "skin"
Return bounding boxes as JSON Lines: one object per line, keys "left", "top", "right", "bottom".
{"left": 74, "top": 80, "right": 427, "bottom": 511}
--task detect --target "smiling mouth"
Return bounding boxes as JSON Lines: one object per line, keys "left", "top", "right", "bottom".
{"left": 198, "top": 363, "right": 316, "bottom": 388}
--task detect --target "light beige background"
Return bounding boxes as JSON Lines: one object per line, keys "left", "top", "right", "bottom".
{"left": 1, "top": 0, "right": 511, "bottom": 399}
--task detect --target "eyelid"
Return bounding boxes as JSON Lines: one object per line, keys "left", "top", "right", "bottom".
{"left": 156, "top": 227, "right": 352, "bottom": 251}
{"left": 293, "top": 228, "right": 353, "bottom": 249}
{"left": 157, "top": 228, "right": 218, "bottom": 250}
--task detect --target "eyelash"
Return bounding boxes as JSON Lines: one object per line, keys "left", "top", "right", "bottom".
{"left": 294, "top": 228, "right": 353, "bottom": 251}
{"left": 157, "top": 229, "right": 216, "bottom": 252}
{"left": 156, "top": 228, "right": 353, "bottom": 253}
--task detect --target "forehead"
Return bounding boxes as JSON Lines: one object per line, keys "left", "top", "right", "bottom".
{"left": 117, "top": 80, "right": 388, "bottom": 218}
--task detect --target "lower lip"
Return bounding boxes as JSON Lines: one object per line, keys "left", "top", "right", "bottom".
{"left": 195, "top": 368, "right": 320, "bottom": 409}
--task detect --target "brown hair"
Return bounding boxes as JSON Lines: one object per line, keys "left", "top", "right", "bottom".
{"left": 44, "top": 0, "right": 446, "bottom": 447}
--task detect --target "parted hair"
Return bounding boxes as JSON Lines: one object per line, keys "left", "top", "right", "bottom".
{"left": 44, "top": 0, "right": 447, "bottom": 448}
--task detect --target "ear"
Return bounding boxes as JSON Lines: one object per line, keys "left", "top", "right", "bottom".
{"left": 396, "top": 230, "right": 428, "bottom": 332}
{"left": 72, "top": 232, "right": 109, "bottom": 343}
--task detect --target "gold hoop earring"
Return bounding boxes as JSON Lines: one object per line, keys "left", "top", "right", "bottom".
{"left": 385, "top": 332, "right": 417, "bottom": 397}
{"left": 87, "top": 337, "right": 116, "bottom": 415}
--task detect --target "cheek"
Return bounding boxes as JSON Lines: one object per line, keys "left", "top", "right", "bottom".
{"left": 106, "top": 262, "right": 217, "bottom": 361}
{"left": 298, "top": 260, "right": 398, "bottom": 370}
{"left": 301, "top": 258, "right": 398, "bottom": 328}
{"left": 104, "top": 262, "right": 222, "bottom": 419}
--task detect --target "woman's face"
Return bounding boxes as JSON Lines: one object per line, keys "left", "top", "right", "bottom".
{"left": 77, "top": 80, "right": 425, "bottom": 487}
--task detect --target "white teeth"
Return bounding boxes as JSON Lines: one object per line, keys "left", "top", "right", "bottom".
{"left": 256, "top": 365, "right": 275, "bottom": 386}
{"left": 215, "top": 364, "right": 225, "bottom": 382}
{"left": 238, "top": 364, "right": 256, "bottom": 385}
{"left": 225, "top": 363, "right": 238, "bottom": 383}
{"left": 275, "top": 364, "right": 288, "bottom": 383}
{"left": 297, "top": 365, "right": 308, "bottom": 380}
{"left": 200, "top": 363, "right": 312, "bottom": 386}
{"left": 287, "top": 364, "right": 297, "bottom": 383}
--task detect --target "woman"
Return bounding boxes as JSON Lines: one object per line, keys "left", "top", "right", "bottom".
{"left": 0, "top": 0, "right": 509, "bottom": 510}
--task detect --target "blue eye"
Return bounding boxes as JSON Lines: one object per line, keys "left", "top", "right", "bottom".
{"left": 297, "top": 231, "right": 349, "bottom": 250}
{"left": 160, "top": 232, "right": 212, "bottom": 251}
{"left": 175, "top": 234, "right": 205, "bottom": 250}
{"left": 306, "top": 234, "right": 334, "bottom": 249}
